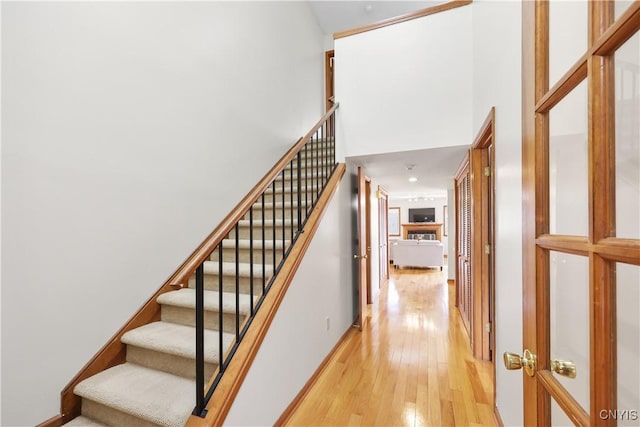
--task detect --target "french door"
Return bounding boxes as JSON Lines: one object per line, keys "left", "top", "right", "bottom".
{"left": 517, "top": 1, "right": 640, "bottom": 426}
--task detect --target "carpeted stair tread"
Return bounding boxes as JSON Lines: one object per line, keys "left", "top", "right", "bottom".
{"left": 238, "top": 218, "right": 297, "bottom": 227}
{"left": 220, "top": 239, "right": 289, "bottom": 249}
{"left": 157, "top": 288, "right": 252, "bottom": 314}
{"left": 64, "top": 416, "right": 108, "bottom": 427}
{"left": 74, "top": 363, "right": 194, "bottom": 427}
{"left": 121, "top": 321, "right": 234, "bottom": 363}
{"left": 202, "top": 260, "right": 274, "bottom": 277}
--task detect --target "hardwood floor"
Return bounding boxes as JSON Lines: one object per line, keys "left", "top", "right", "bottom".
{"left": 283, "top": 267, "right": 496, "bottom": 426}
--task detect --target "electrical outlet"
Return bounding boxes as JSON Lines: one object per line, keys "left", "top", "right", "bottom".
{"left": 326, "top": 316, "right": 330, "bottom": 331}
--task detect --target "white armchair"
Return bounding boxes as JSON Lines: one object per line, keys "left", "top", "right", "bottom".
{"left": 391, "top": 240, "right": 444, "bottom": 270}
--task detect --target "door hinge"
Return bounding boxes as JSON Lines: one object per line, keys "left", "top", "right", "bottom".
{"left": 484, "top": 166, "right": 491, "bottom": 177}
{"left": 485, "top": 322, "right": 492, "bottom": 333}
{"left": 484, "top": 244, "right": 491, "bottom": 254}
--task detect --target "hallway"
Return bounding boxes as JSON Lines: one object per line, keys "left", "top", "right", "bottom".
{"left": 284, "top": 267, "right": 496, "bottom": 426}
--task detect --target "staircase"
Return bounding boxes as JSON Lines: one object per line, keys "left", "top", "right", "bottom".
{"left": 59, "top": 117, "right": 338, "bottom": 427}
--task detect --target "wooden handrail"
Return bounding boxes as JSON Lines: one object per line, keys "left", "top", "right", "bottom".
{"left": 333, "top": 0, "right": 472, "bottom": 40}
{"left": 168, "top": 102, "right": 339, "bottom": 288}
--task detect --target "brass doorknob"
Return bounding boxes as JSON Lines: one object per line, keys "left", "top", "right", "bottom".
{"left": 353, "top": 254, "right": 368, "bottom": 259}
{"left": 551, "top": 359, "right": 577, "bottom": 379}
{"left": 503, "top": 349, "right": 537, "bottom": 377}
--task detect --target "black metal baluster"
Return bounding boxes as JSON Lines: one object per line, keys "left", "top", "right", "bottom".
{"left": 281, "top": 170, "right": 285, "bottom": 262}
{"left": 305, "top": 143, "right": 309, "bottom": 220}
{"left": 272, "top": 183, "right": 276, "bottom": 281}
{"left": 235, "top": 224, "right": 239, "bottom": 340}
{"left": 311, "top": 134, "right": 315, "bottom": 207}
{"left": 218, "top": 241, "right": 223, "bottom": 372}
{"left": 249, "top": 206, "right": 254, "bottom": 315}
{"left": 193, "top": 263, "right": 205, "bottom": 416}
{"left": 289, "top": 159, "right": 294, "bottom": 247}
{"left": 297, "top": 151, "right": 302, "bottom": 235}
{"left": 324, "top": 123, "right": 328, "bottom": 186}
{"left": 262, "top": 194, "right": 266, "bottom": 294}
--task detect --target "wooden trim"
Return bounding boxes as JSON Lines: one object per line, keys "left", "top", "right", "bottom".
{"left": 274, "top": 326, "right": 356, "bottom": 426}
{"left": 535, "top": 53, "right": 588, "bottom": 113}
{"left": 592, "top": 1, "right": 640, "bottom": 56}
{"left": 535, "top": 236, "right": 640, "bottom": 264}
{"left": 589, "top": 4, "right": 616, "bottom": 422}
{"left": 535, "top": 235, "right": 590, "bottom": 256}
{"left": 494, "top": 406, "right": 505, "bottom": 427}
{"left": 401, "top": 223, "right": 442, "bottom": 241}
{"left": 537, "top": 371, "right": 590, "bottom": 426}
{"left": 471, "top": 107, "right": 495, "bottom": 149}
{"left": 365, "top": 176, "right": 372, "bottom": 304}
{"left": 447, "top": 278, "right": 455, "bottom": 285}
{"left": 185, "top": 164, "right": 347, "bottom": 427}
{"left": 37, "top": 414, "right": 63, "bottom": 427}
{"left": 333, "top": 0, "right": 472, "bottom": 40}
{"left": 325, "top": 50, "right": 334, "bottom": 112}
{"left": 522, "top": 1, "right": 545, "bottom": 425}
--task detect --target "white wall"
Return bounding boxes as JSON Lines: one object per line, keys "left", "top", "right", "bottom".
{"left": 1, "top": 3, "right": 324, "bottom": 425}
{"left": 447, "top": 189, "right": 456, "bottom": 272}
{"left": 471, "top": 1, "right": 523, "bottom": 425}
{"left": 225, "top": 173, "right": 354, "bottom": 426}
{"left": 334, "top": 5, "right": 473, "bottom": 158}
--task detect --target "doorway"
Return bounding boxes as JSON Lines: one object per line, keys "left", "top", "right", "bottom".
{"left": 377, "top": 186, "right": 390, "bottom": 290}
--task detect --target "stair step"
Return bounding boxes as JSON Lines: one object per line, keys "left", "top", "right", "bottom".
{"left": 275, "top": 170, "right": 331, "bottom": 182}
{"left": 157, "top": 288, "right": 252, "bottom": 315}
{"left": 74, "top": 363, "right": 195, "bottom": 427}
{"left": 159, "top": 289, "right": 257, "bottom": 333}
{"left": 121, "top": 321, "right": 233, "bottom": 365}
{"left": 64, "top": 416, "right": 108, "bottom": 427}
{"left": 186, "top": 261, "right": 273, "bottom": 293}
{"left": 202, "top": 260, "right": 274, "bottom": 277}
{"left": 211, "top": 238, "right": 290, "bottom": 263}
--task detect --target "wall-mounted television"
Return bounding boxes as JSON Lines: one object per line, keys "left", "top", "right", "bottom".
{"left": 409, "top": 207, "right": 435, "bottom": 223}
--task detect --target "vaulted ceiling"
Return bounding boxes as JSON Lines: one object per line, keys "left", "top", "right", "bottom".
{"left": 309, "top": 1, "right": 469, "bottom": 200}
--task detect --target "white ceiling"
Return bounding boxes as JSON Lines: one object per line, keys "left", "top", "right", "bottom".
{"left": 309, "top": 1, "right": 464, "bottom": 201}
{"left": 348, "top": 146, "right": 469, "bottom": 201}
{"left": 309, "top": 1, "right": 441, "bottom": 35}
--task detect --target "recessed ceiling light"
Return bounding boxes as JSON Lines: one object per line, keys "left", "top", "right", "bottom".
{"left": 408, "top": 177, "right": 418, "bottom": 182}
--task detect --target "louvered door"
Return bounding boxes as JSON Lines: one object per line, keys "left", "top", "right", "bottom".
{"left": 455, "top": 155, "right": 472, "bottom": 335}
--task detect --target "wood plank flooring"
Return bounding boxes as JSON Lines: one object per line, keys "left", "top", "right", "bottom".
{"left": 283, "top": 267, "right": 496, "bottom": 426}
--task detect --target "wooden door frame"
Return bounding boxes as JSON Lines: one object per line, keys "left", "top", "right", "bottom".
{"left": 365, "top": 176, "right": 372, "bottom": 304}
{"left": 470, "top": 107, "right": 496, "bottom": 364}
{"left": 325, "top": 50, "right": 334, "bottom": 112}
{"left": 522, "top": 2, "right": 640, "bottom": 425}
{"left": 378, "top": 186, "right": 390, "bottom": 288}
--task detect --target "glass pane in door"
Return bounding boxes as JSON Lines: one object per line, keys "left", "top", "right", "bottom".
{"left": 551, "top": 398, "right": 576, "bottom": 427}
{"left": 615, "top": 1, "right": 636, "bottom": 20}
{"left": 617, "top": 262, "right": 640, "bottom": 426}
{"left": 615, "top": 31, "right": 640, "bottom": 240}
{"left": 549, "top": 80, "right": 589, "bottom": 236}
{"left": 550, "top": 251, "right": 590, "bottom": 412}
{"left": 549, "top": 0, "right": 588, "bottom": 87}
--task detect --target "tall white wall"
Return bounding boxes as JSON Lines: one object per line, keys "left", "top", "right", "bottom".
{"left": 334, "top": 6, "right": 473, "bottom": 158}
{"left": 225, "top": 173, "right": 354, "bottom": 426}
{"left": 472, "top": 1, "right": 523, "bottom": 425}
{"left": 1, "top": 3, "right": 325, "bottom": 425}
